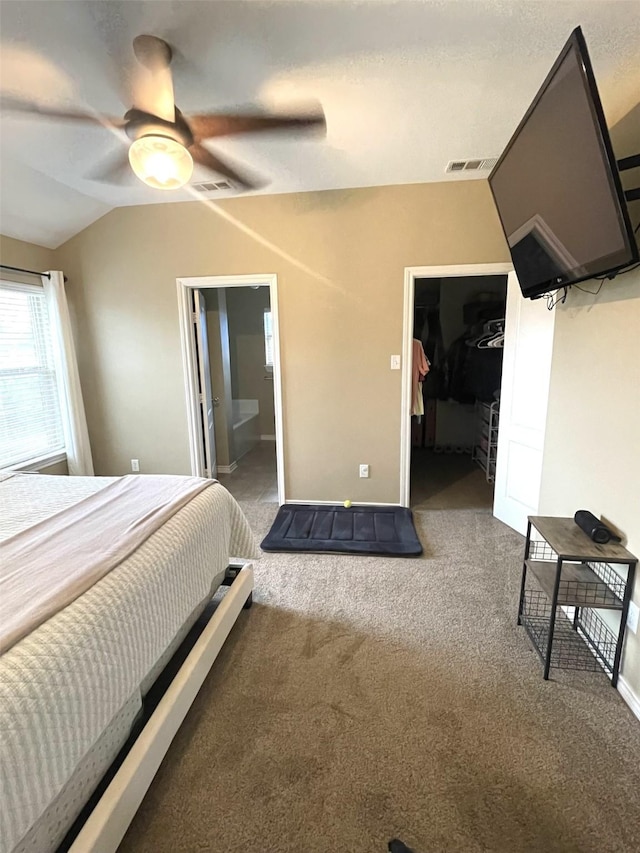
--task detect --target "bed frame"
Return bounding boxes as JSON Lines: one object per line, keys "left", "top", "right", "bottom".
{"left": 67, "top": 563, "right": 254, "bottom": 853}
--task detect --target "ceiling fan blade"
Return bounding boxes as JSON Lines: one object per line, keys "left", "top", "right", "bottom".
{"left": 131, "top": 34, "right": 175, "bottom": 124}
{"left": 86, "top": 147, "right": 132, "bottom": 184}
{"left": 0, "top": 96, "right": 124, "bottom": 128}
{"left": 188, "top": 111, "right": 326, "bottom": 141}
{"left": 189, "top": 143, "right": 263, "bottom": 190}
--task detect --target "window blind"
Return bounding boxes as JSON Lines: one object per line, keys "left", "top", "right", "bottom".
{"left": 0, "top": 281, "right": 65, "bottom": 467}
{"left": 264, "top": 310, "right": 274, "bottom": 366}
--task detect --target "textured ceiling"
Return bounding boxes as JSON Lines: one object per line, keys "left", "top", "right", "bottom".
{"left": 0, "top": 0, "right": 639, "bottom": 248}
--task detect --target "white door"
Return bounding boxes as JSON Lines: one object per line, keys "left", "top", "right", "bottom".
{"left": 193, "top": 289, "right": 217, "bottom": 478}
{"left": 493, "top": 272, "right": 555, "bottom": 534}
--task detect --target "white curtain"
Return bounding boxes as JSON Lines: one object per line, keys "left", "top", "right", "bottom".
{"left": 43, "top": 271, "right": 94, "bottom": 475}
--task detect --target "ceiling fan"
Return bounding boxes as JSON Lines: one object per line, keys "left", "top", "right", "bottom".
{"left": 1, "top": 34, "right": 326, "bottom": 191}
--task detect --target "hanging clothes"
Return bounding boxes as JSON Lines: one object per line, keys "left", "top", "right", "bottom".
{"left": 412, "top": 338, "right": 430, "bottom": 417}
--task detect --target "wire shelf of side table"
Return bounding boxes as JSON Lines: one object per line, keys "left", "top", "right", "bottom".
{"left": 517, "top": 516, "right": 637, "bottom": 685}
{"left": 521, "top": 589, "right": 618, "bottom": 674}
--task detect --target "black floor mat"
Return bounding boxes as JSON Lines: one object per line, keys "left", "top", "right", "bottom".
{"left": 260, "top": 504, "right": 423, "bottom": 556}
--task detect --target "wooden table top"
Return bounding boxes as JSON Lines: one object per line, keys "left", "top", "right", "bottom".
{"left": 528, "top": 516, "right": 637, "bottom": 563}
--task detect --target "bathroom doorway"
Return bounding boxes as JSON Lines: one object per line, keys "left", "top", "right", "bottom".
{"left": 177, "top": 274, "right": 284, "bottom": 504}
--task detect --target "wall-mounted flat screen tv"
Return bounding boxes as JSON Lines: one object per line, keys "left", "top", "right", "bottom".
{"left": 489, "top": 27, "right": 638, "bottom": 300}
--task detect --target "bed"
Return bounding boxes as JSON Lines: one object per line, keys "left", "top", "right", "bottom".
{"left": 0, "top": 472, "right": 256, "bottom": 853}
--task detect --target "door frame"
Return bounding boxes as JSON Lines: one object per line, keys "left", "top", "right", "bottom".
{"left": 400, "top": 263, "right": 513, "bottom": 507}
{"left": 177, "top": 273, "right": 285, "bottom": 505}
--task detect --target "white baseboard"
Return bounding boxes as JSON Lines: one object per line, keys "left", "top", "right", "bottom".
{"left": 285, "top": 499, "right": 402, "bottom": 507}
{"left": 260, "top": 434, "right": 276, "bottom": 441}
{"left": 618, "top": 675, "right": 640, "bottom": 722}
{"left": 216, "top": 462, "right": 237, "bottom": 474}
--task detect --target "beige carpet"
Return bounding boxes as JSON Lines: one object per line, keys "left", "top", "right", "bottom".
{"left": 119, "top": 504, "right": 640, "bottom": 853}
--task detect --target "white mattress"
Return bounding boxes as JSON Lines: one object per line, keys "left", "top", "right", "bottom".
{"left": 0, "top": 474, "right": 256, "bottom": 853}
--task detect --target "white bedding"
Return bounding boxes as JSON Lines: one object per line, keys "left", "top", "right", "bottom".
{"left": 0, "top": 474, "right": 256, "bottom": 853}
{"left": 1, "top": 474, "right": 216, "bottom": 652}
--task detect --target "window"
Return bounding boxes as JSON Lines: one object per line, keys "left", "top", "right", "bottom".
{"left": 0, "top": 281, "right": 65, "bottom": 468}
{"left": 263, "top": 309, "right": 274, "bottom": 367}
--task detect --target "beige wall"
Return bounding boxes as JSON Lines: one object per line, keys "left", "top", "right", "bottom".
{"left": 539, "top": 268, "right": 640, "bottom": 699}
{"left": 0, "top": 233, "right": 54, "bottom": 276}
{"left": 54, "top": 180, "right": 509, "bottom": 500}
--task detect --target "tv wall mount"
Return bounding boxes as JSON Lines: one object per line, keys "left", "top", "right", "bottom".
{"left": 618, "top": 153, "right": 640, "bottom": 202}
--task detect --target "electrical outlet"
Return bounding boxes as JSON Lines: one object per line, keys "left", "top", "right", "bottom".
{"left": 390, "top": 354, "right": 401, "bottom": 370}
{"left": 359, "top": 464, "right": 369, "bottom": 478}
{"left": 131, "top": 459, "right": 140, "bottom": 473}
{"left": 627, "top": 601, "right": 639, "bottom": 634}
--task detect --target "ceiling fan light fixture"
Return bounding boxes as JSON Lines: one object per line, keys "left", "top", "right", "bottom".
{"left": 128, "top": 134, "right": 193, "bottom": 190}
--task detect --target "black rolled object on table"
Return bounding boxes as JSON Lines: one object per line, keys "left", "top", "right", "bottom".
{"left": 574, "top": 510, "right": 620, "bottom": 544}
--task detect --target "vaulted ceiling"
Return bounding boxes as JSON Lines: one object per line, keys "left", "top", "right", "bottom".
{"left": 1, "top": 0, "right": 639, "bottom": 248}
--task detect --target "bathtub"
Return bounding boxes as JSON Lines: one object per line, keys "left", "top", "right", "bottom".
{"left": 232, "top": 399, "right": 260, "bottom": 461}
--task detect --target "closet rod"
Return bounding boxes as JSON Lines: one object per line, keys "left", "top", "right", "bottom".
{"left": 0, "top": 263, "right": 50, "bottom": 279}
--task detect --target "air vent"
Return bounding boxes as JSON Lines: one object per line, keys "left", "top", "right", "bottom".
{"left": 191, "top": 180, "right": 233, "bottom": 192}
{"left": 446, "top": 157, "right": 498, "bottom": 173}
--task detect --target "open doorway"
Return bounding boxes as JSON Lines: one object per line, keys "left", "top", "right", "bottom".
{"left": 203, "top": 285, "right": 278, "bottom": 499}
{"left": 400, "top": 264, "right": 513, "bottom": 509}
{"left": 410, "top": 273, "right": 507, "bottom": 509}
{"left": 177, "top": 274, "right": 284, "bottom": 505}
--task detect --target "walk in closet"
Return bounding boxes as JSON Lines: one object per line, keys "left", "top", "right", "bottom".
{"left": 410, "top": 275, "right": 508, "bottom": 510}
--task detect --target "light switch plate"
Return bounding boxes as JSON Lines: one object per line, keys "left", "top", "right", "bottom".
{"left": 627, "top": 601, "right": 639, "bottom": 634}
{"left": 390, "top": 354, "right": 401, "bottom": 370}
